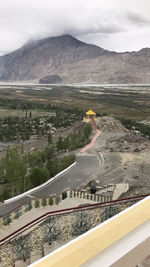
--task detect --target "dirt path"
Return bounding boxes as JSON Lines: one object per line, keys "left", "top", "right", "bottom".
{"left": 80, "top": 118, "right": 101, "bottom": 153}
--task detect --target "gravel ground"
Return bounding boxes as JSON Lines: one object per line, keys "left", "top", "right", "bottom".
{"left": 88, "top": 117, "right": 150, "bottom": 196}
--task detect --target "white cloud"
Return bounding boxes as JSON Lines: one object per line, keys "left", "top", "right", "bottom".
{"left": 0, "top": 0, "right": 150, "bottom": 54}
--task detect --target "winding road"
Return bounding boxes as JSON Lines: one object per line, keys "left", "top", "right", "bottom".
{"left": 0, "top": 119, "right": 101, "bottom": 216}
{"left": 0, "top": 153, "right": 100, "bottom": 216}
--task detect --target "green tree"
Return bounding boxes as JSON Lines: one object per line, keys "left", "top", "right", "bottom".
{"left": 45, "top": 144, "right": 56, "bottom": 160}
{"left": 4, "top": 146, "right": 27, "bottom": 196}
{"left": 0, "top": 188, "right": 10, "bottom": 202}
{"left": 84, "top": 123, "right": 92, "bottom": 139}
{"left": 30, "top": 167, "right": 49, "bottom": 187}
{"left": 27, "top": 152, "right": 42, "bottom": 168}
{"left": 20, "top": 143, "right": 24, "bottom": 154}
{"left": 63, "top": 136, "right": 70, "bottom": 150}
{"left": 57, "top": 136, "right": 63, "bottom": 150}
{"left": 0, "top": 158, "right": 6, "bottom": 183}
{"left": 46, "top": 158, "right": 59, "bottom": 177}
{"left": 48, "top": 132, "right": 52, "bottom": 144}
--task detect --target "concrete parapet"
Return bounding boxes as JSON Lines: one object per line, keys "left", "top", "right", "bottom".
{"left": 1, "top": 186, "right": 115, "bottom": 226}
{"left": 46, "top": 198, "right": 49, "bottom": 206}
{"left": 39, "top": 199, "right": 42, "bottom": 208}
{"left": 22, "top": 205, "right": 25, "bottom": 216}
{"left": 0, "top": 217, "right": 4, "bottom": 226}
{"left": 11, "top": 212, "right": 15, "bottom": 221}
{"left": 53, "top": 198, "right": 56, "bottom": 205}
{"left": 32, "top": 199, "right": 35, "bottom": 209}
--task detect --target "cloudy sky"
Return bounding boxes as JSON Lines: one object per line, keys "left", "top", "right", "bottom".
{"left": 0, "top": 0, "right": 150, "bottom": 55}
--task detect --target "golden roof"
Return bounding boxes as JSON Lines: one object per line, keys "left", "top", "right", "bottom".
{"left": 86, "top": 110, "right": 96, "bottom": 115}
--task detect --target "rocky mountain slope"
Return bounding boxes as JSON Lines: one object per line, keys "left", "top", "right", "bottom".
{"left": 0, "top": 34, "right": 150, "bottom": 84}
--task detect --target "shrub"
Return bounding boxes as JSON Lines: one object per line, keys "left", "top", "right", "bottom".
{"left": 14, "top": 211, "right": 20, "bottom": 220}
{"left": 49, "top": 198, "right": 53, "bottom": 206}
{"left": 4, "top": 216, "right": 11, "bottom": 225}
{"left": 28, "top": 202, "right": 32, "bottom": 211}
{"left": 42, "top": 198, "right": 47, "bottom": 207}
{"left": 62, "top": 191, "right": 67, "bottom": 200}
{"left": 0, "top": 187, "right": 10, "bottom": 202}
{"left": 35, "top": 199, "right": 40, "bottom": 208}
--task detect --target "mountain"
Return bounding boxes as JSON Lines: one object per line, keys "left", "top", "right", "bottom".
{"left": 0, "top": 34, "right": 150, "bottom": 84}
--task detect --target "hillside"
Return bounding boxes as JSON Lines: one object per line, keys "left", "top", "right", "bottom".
{"left": 0, "top": 35, "right": 150, "bottom": 84}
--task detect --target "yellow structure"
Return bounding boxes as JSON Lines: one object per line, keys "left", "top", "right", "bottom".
{"left": 84, "top": 110, "right": 97, "bottom": 122}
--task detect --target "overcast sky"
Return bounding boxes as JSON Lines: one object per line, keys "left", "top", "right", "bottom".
{"left": 0, "top": 0, "right": 150, "bottom": 55}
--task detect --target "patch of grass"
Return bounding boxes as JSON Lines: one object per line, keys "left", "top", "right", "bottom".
{"left": 0, "top": 84, "right": 150, "bottom": 120}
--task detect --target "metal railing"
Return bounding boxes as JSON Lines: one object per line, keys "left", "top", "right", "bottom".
{"left": 0, "top": 185, "right": 115, "bottom": 225}
{"left": 0, "top": 194, "right": 149, "bottom": 266}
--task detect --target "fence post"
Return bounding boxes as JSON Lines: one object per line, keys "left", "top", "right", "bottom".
{"left": 10, "top": 212, "right": 15, "bottom": 222}
{"left": 22, "top": 205, "right": 25, "bottom": 215}
{"left": 101, "top": 196, "right": 105, "bottom": 202}
{"left": 98, "top": 196, "right": 101, "bottom": 202}
{"left": 46, "top": 198, "right": 49, "bottom": 206}
{"left": 53, "top": 198, "right": 56, "bottom": 205}
{"left": 0, "top": 217, "right": 4, "bottom": 226}
{"left": 66, "top": 190, "right": 70, "bottom": 198}
{"left": 96, "top": 195, "right": 99, "bottom": 202}
{"left": 32, "top": 199, "right": 35, "bottom": 209}
{"left": 39, "top": 199, "right": 42, "bottom": 208}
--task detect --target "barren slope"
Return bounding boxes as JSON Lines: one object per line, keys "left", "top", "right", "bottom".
{"left": 0, "top": 35, "right": 150, "bottom": 84}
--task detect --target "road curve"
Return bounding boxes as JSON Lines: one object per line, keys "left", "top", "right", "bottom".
{"left": 0, "top": 154, "right": 100, "bottom": 216}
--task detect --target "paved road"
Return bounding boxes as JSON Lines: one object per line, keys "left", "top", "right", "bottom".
{"left": 0, "top": 154, "right": 100, "bottom": 216}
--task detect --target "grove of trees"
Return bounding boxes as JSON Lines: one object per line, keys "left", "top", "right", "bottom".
{"left": 0, "top": 97, "right": 94, "bottom": 201}
{"left": 0, "top": 144, "right": 75, "bottom": 201}
{"left": 119, "top": 117, "right": 150, "bottom": 138}
{"left": 56, "top": 123, "right": 92, "bottom": 151}
{"left": 0, "top": 102, "right": 85, "bottom": 142}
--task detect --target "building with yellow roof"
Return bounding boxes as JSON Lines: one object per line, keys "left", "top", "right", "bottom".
{"left": 84, "top": 109, "right": 97, "bottom": 122}
{"left": 86, "top": 110, "right": 96, "bottom": 116}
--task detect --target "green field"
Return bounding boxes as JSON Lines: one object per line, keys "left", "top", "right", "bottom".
{"left": 0, "top": 84, "right": 149, "bottom": 120}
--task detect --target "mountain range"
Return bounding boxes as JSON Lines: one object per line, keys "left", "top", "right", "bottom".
{"left": 0, "top": 34, "right": 150, "bottom": 84}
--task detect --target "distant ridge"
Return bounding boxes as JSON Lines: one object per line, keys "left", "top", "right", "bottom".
{"left": 0, "top": 34, "right": 150, "bottom": 84}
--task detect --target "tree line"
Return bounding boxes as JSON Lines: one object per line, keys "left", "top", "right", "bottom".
{"left": 56, "top": 123, "right": 92, "bottom": 151}
{"left": 0, "top": 97, "right": 84, "bottom": 115}
{"left": 119, "top": 117, "right": 150, "bottom": 138}
{"left": 0, "top": 123, "right": 92, "bottom": 201}
{"left": 0, "top": 100, "right": 86, "bottom": 141}
{"left": 0, "top": 145, "right": 75, "bottom": 201}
